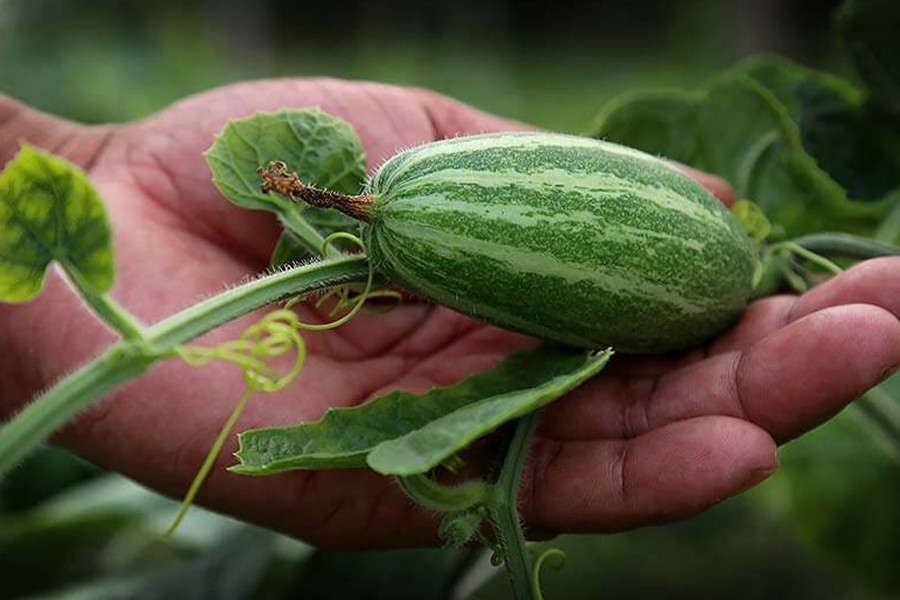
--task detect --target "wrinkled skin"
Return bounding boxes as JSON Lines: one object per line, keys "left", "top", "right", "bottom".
{"left": 0, "top": 79, "right": 898, "bottom": 547}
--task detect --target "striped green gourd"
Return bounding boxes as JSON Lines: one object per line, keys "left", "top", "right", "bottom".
{"left": 260, "top": 132, "right": 756, "bottom": 353}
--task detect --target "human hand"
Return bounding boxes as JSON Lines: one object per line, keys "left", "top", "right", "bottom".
{"left": 0, "top": 79, "right": 897, "bottom": 548}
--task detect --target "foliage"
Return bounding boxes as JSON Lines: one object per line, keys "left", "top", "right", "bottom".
{"left": 0, "top": 145, "right": 114, "bottom": 302}
{"left": 206, "top": 109, "right": 367, "bottom": 258}
{"left": 592, "top": 0, "right": 900, "bottom": 241}
{"left": 235, "top": 347, "right": 611, "bottom": 475}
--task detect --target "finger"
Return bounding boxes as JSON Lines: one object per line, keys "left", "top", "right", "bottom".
{"left": 542, "top": 303, "right": 900, "bottom": 442}
{"left": 524, "top": 417, "right": 776, "bottom": 535}
{"left": 667, "top": 161, "right": 738, "bottom": 207}
{"left": 0, "top": 93, "right": 113, "bottom": 168}
{"left": 790, "top": 256, "right": 900, "bottom": 321}
{"left": 606, "top": 256, "right": 900, "bottom": 379}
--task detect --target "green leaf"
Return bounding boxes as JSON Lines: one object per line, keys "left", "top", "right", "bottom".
{"left": 0, "top": 145, "right": 114, "bottom": 302}
{"left": 589, "top": 90, "right": 701, "bottom": 164}
{"left": 839, "top": 0, "right": 900, "bottom": 113}
{"left": 696, "top": 75, "right": 891, "bottom": 237}
{"left": 735, "top": 56, "right": 900, "bottom": 202}
{"left": 368, "top": 349, "right": 613, "bottom": 475}
{"left": 204, "top": 109, "right": 366, "bottom": 255}
{"left": 232, "top": 347, "right": 612, "bottom": 476}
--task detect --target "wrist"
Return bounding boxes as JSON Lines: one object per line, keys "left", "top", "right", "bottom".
{"left": 0, "top": 92, "right": 113, "bottom": 168}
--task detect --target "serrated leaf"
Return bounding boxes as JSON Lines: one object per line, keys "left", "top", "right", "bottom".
{"left": 205, "top": 108, "right": 366, "bottom": 255}
{"left": 590, "top": 90, "right": 701, "bottom": 164}
{"left": 232, "top": 347, "right": 612, "bottom": 475}
{"left": 0, "top": 145, "right": 113, "bottom": 302}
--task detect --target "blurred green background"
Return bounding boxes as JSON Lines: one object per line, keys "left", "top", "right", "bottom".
{"left": 0, "top": 0, "right": 846, "bottom": 132}
{"left": 3, "top": 0, "right": 898, "bottom": 598}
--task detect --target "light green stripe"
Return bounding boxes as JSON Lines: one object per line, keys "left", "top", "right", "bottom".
{"left": 390, "top": 195, "right": 707, "bottom": 252}
{"left": 375, "top": 233, "right": 598, "bottom": 346}
{"left": 393, "top": 167, "right": 729, "bottom": 233}
{"left": 381, "top": 132, "right": 672, "bottom": 190}
{"left": 388, "top": 220, "right": 718, "bottom": 315}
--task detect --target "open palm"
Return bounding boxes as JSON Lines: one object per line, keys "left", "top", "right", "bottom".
{"left": 1, "top": 79, "right": 898, "bottom": 548}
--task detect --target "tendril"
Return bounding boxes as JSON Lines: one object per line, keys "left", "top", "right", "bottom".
{"left": 531, "top": 547, "right": 567, "bottom": 600}
{"left": 164, "top": 233, "right": 382, "bottom": 538}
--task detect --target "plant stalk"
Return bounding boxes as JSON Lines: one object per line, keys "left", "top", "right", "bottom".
{"left": 146, "top": 255, "right": 370, "bottom": 348}
{"left": 0, "top": 255, "right": 372, "bottom": 481}
{"left": 489, "top": 411, "right": 541, "bottom": 600}
{"left": 258, "top": 161, "right": 373, "bottom": 222}
{"left": 64, "top": 264, "right": 145, "bottom": 340}
{"left": 790, "top": 233, "right": 900, "bottom": 260}
{"left": 0, "top": 343, "right": 154, "bottom": 476}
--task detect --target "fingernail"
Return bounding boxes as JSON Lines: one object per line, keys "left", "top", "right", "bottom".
{"left": 738, "top": 450, "right": 779, "bottom": 494}
{"left": 878, "top": 364, "right": 899, "bottom": 384}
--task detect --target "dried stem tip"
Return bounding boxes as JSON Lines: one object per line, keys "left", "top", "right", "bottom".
{"left": 257, "top": 160, "right": 373, "bottom": 222}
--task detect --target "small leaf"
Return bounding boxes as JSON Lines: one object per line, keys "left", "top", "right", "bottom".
{"left": 367, "top": 349, "right": 612, "bottom": 475}
{"left": 731, "top": 200, "right": 771, "bottom": 245}
{"left": 0, "top": 145, "right": 114, "bottom": 302}
{"left": 205, "top": 108, "right": 366, "bottom": 254}
{"left": 233, "top": 347, "right": 612, "bottom": 475}
{"left": 589, "top": 89, "right": 701, "bottom": 164}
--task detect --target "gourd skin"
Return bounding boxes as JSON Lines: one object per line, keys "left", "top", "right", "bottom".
{"left": 362, "top": 132, "right": 755, "bottom": 353}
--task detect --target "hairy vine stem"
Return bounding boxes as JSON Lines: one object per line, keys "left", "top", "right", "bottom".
{"left": 489, "top": 411, "right": 541, "bottom": 600}
{"left": 0, "top": 255, "right": 371, "bottom": 480}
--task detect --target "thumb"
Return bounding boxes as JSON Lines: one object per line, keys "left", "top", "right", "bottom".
{"left": 0, "top": 93, "right": 113, "bottom": 169}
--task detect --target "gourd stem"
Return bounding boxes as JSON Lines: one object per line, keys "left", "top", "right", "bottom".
{"left": 489, "top": 410, "right": 541, "bottom": 600}
{"left": 396, "top": 473, "right": 491, "bottom": 512}
{"left": 258, "top": 161, "right": 373, "bottom": 222}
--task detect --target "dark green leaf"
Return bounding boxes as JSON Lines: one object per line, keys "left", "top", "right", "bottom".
{"left": 205, "top": 109, "right": 366, "bottom": 254}
{"left": 839, "top": 0, "right": 900, "bottom": 113}
{"left": 696, "top": 75, "right": 891, "bottom": 237}
{"left": 233, "top": 347, "right": 612, "bottom": 475}
{"left": 589, "top": 90, "right": 701, "bottom": 164}
{"left": 736, "top": 56, "right": 900, "bottom": 202}
{"left": 0, "top": 145, "right": 114, "bottom": 302}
